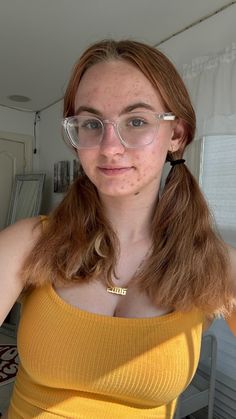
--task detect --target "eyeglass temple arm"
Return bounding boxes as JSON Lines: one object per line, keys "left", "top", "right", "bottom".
{"left": 159, "top": 113, "right": 175, "bottom": 121}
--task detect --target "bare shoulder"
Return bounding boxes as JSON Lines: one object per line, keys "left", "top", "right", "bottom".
{"left": 0, "top": 216, "right": 43, "bottom": 325}
{"left": 0, "top": 216, "right": 43, "bottom": 279}
{"left": 0, "top": 216, "right": 42, "bottom": 256}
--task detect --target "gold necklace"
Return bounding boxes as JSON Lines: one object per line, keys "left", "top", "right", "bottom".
{"left": 107, "top": 286, "right": 128, "bottom": 296}
{"left": 106, "top": 248, "right": 151, "bottom": 296}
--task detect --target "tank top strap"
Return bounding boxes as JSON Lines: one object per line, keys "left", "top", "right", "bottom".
{"left": 40, "top": 215, "right": 48, "bottom": 229}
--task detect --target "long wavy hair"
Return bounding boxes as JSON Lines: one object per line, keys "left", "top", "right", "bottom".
{"left": 22, "top": 39, "right": 234, "bottom": 316}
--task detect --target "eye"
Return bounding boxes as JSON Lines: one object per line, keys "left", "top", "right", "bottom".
{"left": 80, "top": 118, "right": 102, "bottom": 130}
{"left": 128, "top": 117, "right": 147, "bottom": 128}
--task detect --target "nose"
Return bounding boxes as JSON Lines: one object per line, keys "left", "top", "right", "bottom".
{"left": 99, "top": 121, "right": 125, "bottom": 155}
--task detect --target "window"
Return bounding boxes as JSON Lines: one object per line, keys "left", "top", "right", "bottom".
{"left": 200, "top": 135, "right": 236, "bottom": 247}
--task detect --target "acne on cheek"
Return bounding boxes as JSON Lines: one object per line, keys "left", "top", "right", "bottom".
{"left": 119, "top": 179, "right": 136, "bottom": 189}
{"left": 119, "top": 179, "right": 130, "bottom": 190}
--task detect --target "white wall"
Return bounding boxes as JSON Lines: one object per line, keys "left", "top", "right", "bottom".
{"left": 160, "top": 2, "right": 236, "bottom": 68}
{"left": 0, "top": 105, "right": 34, "bottom": 136}
{"left": 0, "top": 105, "right": 39, "bottom": 170}
{"left": 0, "top": 102, "right": 74, "bottom": 214}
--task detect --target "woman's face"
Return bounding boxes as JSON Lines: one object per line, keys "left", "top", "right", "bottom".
{"left": 74, "top": 60, "right": 182, "bottom": 199}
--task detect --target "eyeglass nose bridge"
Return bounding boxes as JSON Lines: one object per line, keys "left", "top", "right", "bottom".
{"left": 100, "top": 119, "right": 125, "bottom": 146}
{"left": 102, "top": 119, "right": 119, "bottom": 131}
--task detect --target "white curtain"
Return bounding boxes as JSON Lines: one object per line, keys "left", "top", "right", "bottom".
{"left": 181, "top": 44, "right": 236, "bottom": 246}
{"left": 182, "top": 43, "right": 236, "bottom": 138}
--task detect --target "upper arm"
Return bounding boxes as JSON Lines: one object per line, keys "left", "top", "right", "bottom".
{"left": 0, "top": 216, "right": 42, "bottom": 326}
{"left": 225, "top": 245, "right": 236, "bottom": 336}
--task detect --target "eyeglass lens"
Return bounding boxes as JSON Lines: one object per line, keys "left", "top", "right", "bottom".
{"left": 66, "top": 113, "right": 160, "bottom": 149}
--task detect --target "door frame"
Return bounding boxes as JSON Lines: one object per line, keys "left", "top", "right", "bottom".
{"left": 0, "top": 130, "right": 33, "bottom": 172}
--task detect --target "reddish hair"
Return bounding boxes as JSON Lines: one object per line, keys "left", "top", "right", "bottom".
{"left": 22, "top": 40, "right": 234, "bottom": 316}
{"left": 64, "top": 39, "right": 195, "bottom": 148}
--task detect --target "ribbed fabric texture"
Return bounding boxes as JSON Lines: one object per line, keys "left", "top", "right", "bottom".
{"left": 8, "top": 283, "right": 205, "bottom": 419}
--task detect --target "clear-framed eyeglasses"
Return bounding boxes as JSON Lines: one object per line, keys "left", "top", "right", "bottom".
{"left": 62, "top": 111, "right": 176, "bottom": 149}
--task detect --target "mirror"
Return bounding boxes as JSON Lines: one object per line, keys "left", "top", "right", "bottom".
{"left": 6, "top": 173, "right": 45, "bottom": 226}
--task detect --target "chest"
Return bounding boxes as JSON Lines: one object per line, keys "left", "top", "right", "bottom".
{"left": 17, "top": 286, "right": 204, "bottom": 407}
{"left": 54, "top": 280, "right": 171, "bottom": 318}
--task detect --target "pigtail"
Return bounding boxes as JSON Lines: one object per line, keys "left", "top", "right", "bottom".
{"left": 138, "top": 160, "right": 234, "bottom": 316}
{"left": 21, "top": 175, "right": 119, "bottom": 288}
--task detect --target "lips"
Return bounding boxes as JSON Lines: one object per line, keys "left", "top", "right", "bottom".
{"left": 98, "top": 166, "right": 133, "bottom": 175}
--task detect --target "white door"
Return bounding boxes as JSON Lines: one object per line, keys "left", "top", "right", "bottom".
{"left": 0, "top": 137, "right": 26, "bottom": 230}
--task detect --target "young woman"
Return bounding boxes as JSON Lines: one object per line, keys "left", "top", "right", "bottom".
{"left": 1, "top": 39, "right": 236, "bottom": 419}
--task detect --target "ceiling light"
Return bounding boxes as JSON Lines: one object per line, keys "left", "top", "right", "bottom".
{"left": 8, "top": 94, "right": 31, "bottom": 102}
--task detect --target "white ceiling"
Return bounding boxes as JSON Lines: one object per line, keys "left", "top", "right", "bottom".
{"left": 0, "top": 0, "right": 233, "bottom": 112}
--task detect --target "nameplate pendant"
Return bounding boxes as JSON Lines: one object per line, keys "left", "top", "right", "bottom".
{"left": 107, "top": 287, "right": 128, "bottom": 296}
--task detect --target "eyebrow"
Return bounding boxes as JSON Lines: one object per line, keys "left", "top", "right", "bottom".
{"left": 75, "top": 106, "right": 102, "bottom": 116}
{"left": 75, "top": 102, "right": 156, "bottom": 116}
{"left": 123, "top": 102, "right": 156, "bottom": 113}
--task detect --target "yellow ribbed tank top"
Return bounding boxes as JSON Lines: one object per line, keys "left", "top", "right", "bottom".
{"left": 9, "top": 284, "right": 204, "bottom": 418}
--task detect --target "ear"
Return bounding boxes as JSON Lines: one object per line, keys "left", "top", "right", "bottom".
{"left": 168, "top": 119, "right": 186, "bottom": 153}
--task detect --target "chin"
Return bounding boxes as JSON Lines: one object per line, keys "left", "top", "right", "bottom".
{"left": 98, "top": 186, "right": 139, "bottom": 198}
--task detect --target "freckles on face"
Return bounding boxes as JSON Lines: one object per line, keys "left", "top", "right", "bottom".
{"left": 75, "top": 60, "right": 173, "bottom": 197}
{"left": 78, "top": 143, "right": 166, "bottom": 198}
{"left": 80, "top": 133, "right": 167, "bottom": 195}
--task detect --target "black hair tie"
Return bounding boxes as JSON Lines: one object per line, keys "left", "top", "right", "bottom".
{"left": 170, "top": 159, "right": 185, "bottom": 167}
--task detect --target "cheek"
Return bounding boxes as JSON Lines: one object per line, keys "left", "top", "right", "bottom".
{"left": 77, "top": 150, "right": 95, "bottom": 172}
{"left": 136, "top": 148, "right": 166, "bottom": 177}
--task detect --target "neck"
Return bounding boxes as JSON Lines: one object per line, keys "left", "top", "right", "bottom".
{"left": 99, "top": 188, "right": 159, "bottom": 245}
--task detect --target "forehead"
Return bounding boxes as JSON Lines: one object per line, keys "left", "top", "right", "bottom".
{"left": 74, "top": 60, "right": 164, "bottom": 113}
